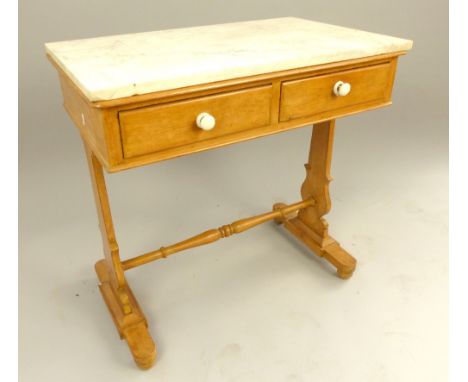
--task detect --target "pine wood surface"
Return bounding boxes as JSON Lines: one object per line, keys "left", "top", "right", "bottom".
{"left": 50, "top": 52, "right": 403, "bottom": 172}
{"left": 279, "top": 61, "right": 396, "bottom": 121}
{"left": 120, "top": 85, "right": 273, "bottom": 158}
{"left": 47, "top": 47, "right": 408, "bottom": 368}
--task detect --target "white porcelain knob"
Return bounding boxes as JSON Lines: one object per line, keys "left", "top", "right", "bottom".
{"left": 196, "top": 112, "right": 216, "bottom": 131}
{"left": 333, "top": 81, "right": 351, "bottom": 97}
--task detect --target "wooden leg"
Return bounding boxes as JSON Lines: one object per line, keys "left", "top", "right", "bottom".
{"left": 95, "top": 260, "right": 156, "bottom": 369}
{"left": 274, "top": 120, "right": 357, "bottom": 279}
{"left": 83, "top": 141, "right": 156, "bottom": 369}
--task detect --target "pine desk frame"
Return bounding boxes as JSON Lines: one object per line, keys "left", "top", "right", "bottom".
{"left": 49, "top": 51, "right": 405, "bottom": 369}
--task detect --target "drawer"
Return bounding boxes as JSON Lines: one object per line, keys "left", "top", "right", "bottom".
{"left": 279, "top": 62, "right": 394, "bottom": 122}
{"left": 119, "top": 85, "right": 273, "bottom": 158}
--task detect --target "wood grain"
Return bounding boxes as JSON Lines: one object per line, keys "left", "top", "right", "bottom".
{"left": 83, "top": 141, "right": 126, "bottom": 289}
{"left": 49, "top": 53, "right": 402, "bottom": 172}
{"left": 60, "top": 74, "right": 110, "bottom": 167}
{"left": 120, "top": 85, "right": 272, "bottom": 158}
{"left": 274, "top": 121, "right": 357, "bottom": 278}
{"left": 46, "top": 46, "right": 409, "bottom": 368}
{"left": 84, "top": 140, "right": 157, "bottom": 368}
{"left": 122, "top": 198, "right": 314, "bottom": 270}
{"left": 96, "top": 260, "right": 156, "bottom": 369}
{"left": 279, "top": 61, "right": 394, "bottom": 122}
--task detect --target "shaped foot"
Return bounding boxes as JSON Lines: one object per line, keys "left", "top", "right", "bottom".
{"left": 275, "top": 215, "right": 357, "bottom": 279}
{"left": 123, "top": 322, "right": 157, "bottom": 369}
{"left": 95, "top": 260, "right": 157, "bottom": 369}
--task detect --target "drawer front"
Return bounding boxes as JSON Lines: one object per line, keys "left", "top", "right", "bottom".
{"left": 119, "top": 85, "right": 272, "bottom": 158}
{"left": 279, "top": 62, "right": 394, "bottom": 122}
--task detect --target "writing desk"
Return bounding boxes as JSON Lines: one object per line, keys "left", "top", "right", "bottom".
{"left": 45, "top": 17, "right": 412, "bottom": 369}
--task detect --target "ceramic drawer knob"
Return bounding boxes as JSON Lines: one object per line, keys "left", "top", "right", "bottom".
{"left": 333, "top": 81, "right": 351, "bottom": 97}
{"left": 196, "top": 112, "right": 216, "bottom": 130}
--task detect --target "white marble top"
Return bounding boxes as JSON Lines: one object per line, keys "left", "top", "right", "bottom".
{"left": 45, "top": 17, "right": 412, "bottom": 102}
